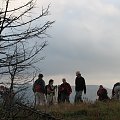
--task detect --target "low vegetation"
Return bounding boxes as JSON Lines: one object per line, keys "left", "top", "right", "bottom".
{"left": 0, "top": 100, "right": 120, "bottom": 120}
{"left": 39, "top": 101, "right": 120, "bottom": 120}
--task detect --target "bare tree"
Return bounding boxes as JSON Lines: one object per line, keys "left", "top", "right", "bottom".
{"left": 0, "top": 0, "right": 54, "bottom": 95}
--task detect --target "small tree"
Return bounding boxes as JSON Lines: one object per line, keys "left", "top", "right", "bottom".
{"left": 0, "top": 0, "right": 54, "bottom": 97}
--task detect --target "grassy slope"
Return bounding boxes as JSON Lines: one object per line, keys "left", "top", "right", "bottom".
{"left": 39, "top": 101, "right": 120, "bottom": 120}
{"left": 0, "top": 101, "right": 119, "bottom": 120}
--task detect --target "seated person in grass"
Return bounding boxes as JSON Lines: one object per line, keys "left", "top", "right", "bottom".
{"left": 97, "top": 85, "right": 109, "bottom": 101}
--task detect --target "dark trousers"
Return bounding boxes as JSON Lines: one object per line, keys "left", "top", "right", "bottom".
{"left": 74, "top": 91, "right": 83, "bottom": 103}
{"left": 61, "top": 93, "right": 70, "bottom": 103}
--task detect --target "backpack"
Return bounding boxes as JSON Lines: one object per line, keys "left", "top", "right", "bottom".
{"left": 35, "top": 84, "right": 41, "bottom": 92}
{"left": 33, "top": 82, "right": 41, "bottom": 92}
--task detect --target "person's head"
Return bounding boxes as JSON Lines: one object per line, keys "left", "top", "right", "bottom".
{"left": 49, "top": 79, "right": 54, "bottom": 85}
{"left": 38, "top": 74, "right": 43, "bottom": 79}
{"left": 62, "top": 78, "right": 66, "bottom": 83}
{"left": 76, "top": 71, "right": 81, "bottom": 77}
{"left": 99, "top": 85, "right": 103, "bottom": 88}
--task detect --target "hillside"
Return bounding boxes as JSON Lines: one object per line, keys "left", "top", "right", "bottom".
{"left": 47, "top": 101, "right": 120, "bottom": 120}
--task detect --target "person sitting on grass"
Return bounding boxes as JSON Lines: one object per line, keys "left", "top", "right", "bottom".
{"left": 97, "top": 85, "right": 109, "bottom": 101}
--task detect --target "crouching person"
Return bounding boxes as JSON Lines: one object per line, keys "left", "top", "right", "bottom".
{"left": 97, "top": 85, "right": 109, "bottom": 101}
{"left": 46, "top": 79, "right": 55, "bottom": 105}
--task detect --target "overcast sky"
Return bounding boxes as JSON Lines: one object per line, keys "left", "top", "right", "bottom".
{"left": 34, "top": 0, "right": 120, "bottom": 88}
{"left": 7, "top": 0, "right": 120, "bottom": 88}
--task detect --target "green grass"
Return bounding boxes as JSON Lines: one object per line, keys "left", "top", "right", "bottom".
{"left": 38, "top": 101, "right": 120, "bottom": 120}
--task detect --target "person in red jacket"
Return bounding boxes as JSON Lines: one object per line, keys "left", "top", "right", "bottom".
{"left": 59, "top": 78, "right": 72, "bottom": 103}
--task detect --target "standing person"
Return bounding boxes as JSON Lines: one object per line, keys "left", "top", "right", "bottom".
{"left": 59, "top": 78, "right": 72, "bottom": 103}
{"left": 46, "top": 79, "right": 55, "bottom": 105}
{"left": 33, "top": 74, "right": 46, "bottom": 106}
{"left": 112, "top": 82, "right": 120, "bottom": 100}
{"left": 74, "top": 71, "right": 86, "bottom": 103}
{"left": 97, "top": 85, "right": 109, "bottom": 101}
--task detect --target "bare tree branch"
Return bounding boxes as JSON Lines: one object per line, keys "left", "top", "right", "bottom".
{"left": 0, "top": 0, "right": 54, "bottom": 99}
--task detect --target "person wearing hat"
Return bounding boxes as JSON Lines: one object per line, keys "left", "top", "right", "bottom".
{"left": 74, "top": 71, "right": 86, "bottom": 103}
{"left": 33, "top": 74, "right": 46, "bottom": 106}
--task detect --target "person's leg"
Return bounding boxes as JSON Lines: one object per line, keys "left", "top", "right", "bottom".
{"left": 39, "top": 93, "right": 46, "bottom": 105}
{"left": 50, "top": 95, "right": 54, "bottom": 105}
{"left": 78, "top": 91, "right": 83, "bottom": 102}
{"left": 74, "top": 91, "right": 78, "bottom": 103}
{"left": 47, "top": 94, "right": 53, "bottom": 105}
{"left": 35, "top": 92, "right": 40, "bottom": 105}
{"left": 65, "top": 95, "right": 70, "bottom": 103}
{"left": 46, "top": 94, "right": 50, "bottom": 105}
{"left": 61, "top": 93, "right": 65, "bottom": 103}
{"left": 75, "top": 91, "right": 83, "bottom": 103}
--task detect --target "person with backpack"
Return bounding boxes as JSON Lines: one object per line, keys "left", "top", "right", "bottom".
{"left": 97, "top": 85, "right": 109, "bottom": 101}
{"left": 74, "top": 71, "right": 86, "bottom": 103}
{"left": 33, "top": 74, "right": 46, "bottom": 106}
{"left": 59, "top": 78, "right": 72, "bottom": 103}
{"left": 46, "top": 79, "right": 55, "bottom": 105}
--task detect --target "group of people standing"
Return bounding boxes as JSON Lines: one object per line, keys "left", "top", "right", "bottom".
{"left": 32, "top": 71, "right": 86, "bottom": 106}
{"left": 0, "top": 71, "right": 119, "bottom": 106}
{"left": 32, "top": 71, "right": 120, "bottom": 106}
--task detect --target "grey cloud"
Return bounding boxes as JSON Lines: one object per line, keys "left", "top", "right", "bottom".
{"left": 35, "top": 0, "right": 120, "bottom": 87}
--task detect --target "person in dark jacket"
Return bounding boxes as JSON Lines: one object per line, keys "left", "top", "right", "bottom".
{"left": 33, "top": 74, "right": 46, "bottom": 106}
{"left": 97, "top": 85, "right": 109, "bottom": 101}
{"left": 59, "top": 78, "right": 72, "bottom": 103}
{"left": 74, "top": 71, "right": 86, "bottom": 103}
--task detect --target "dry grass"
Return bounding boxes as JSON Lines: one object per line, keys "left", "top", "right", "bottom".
{"left": 38, "top": 100, "right": 120, "bottom": 120}
{"left": 0, "top": 100, "right": 119, "bottom": 120}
